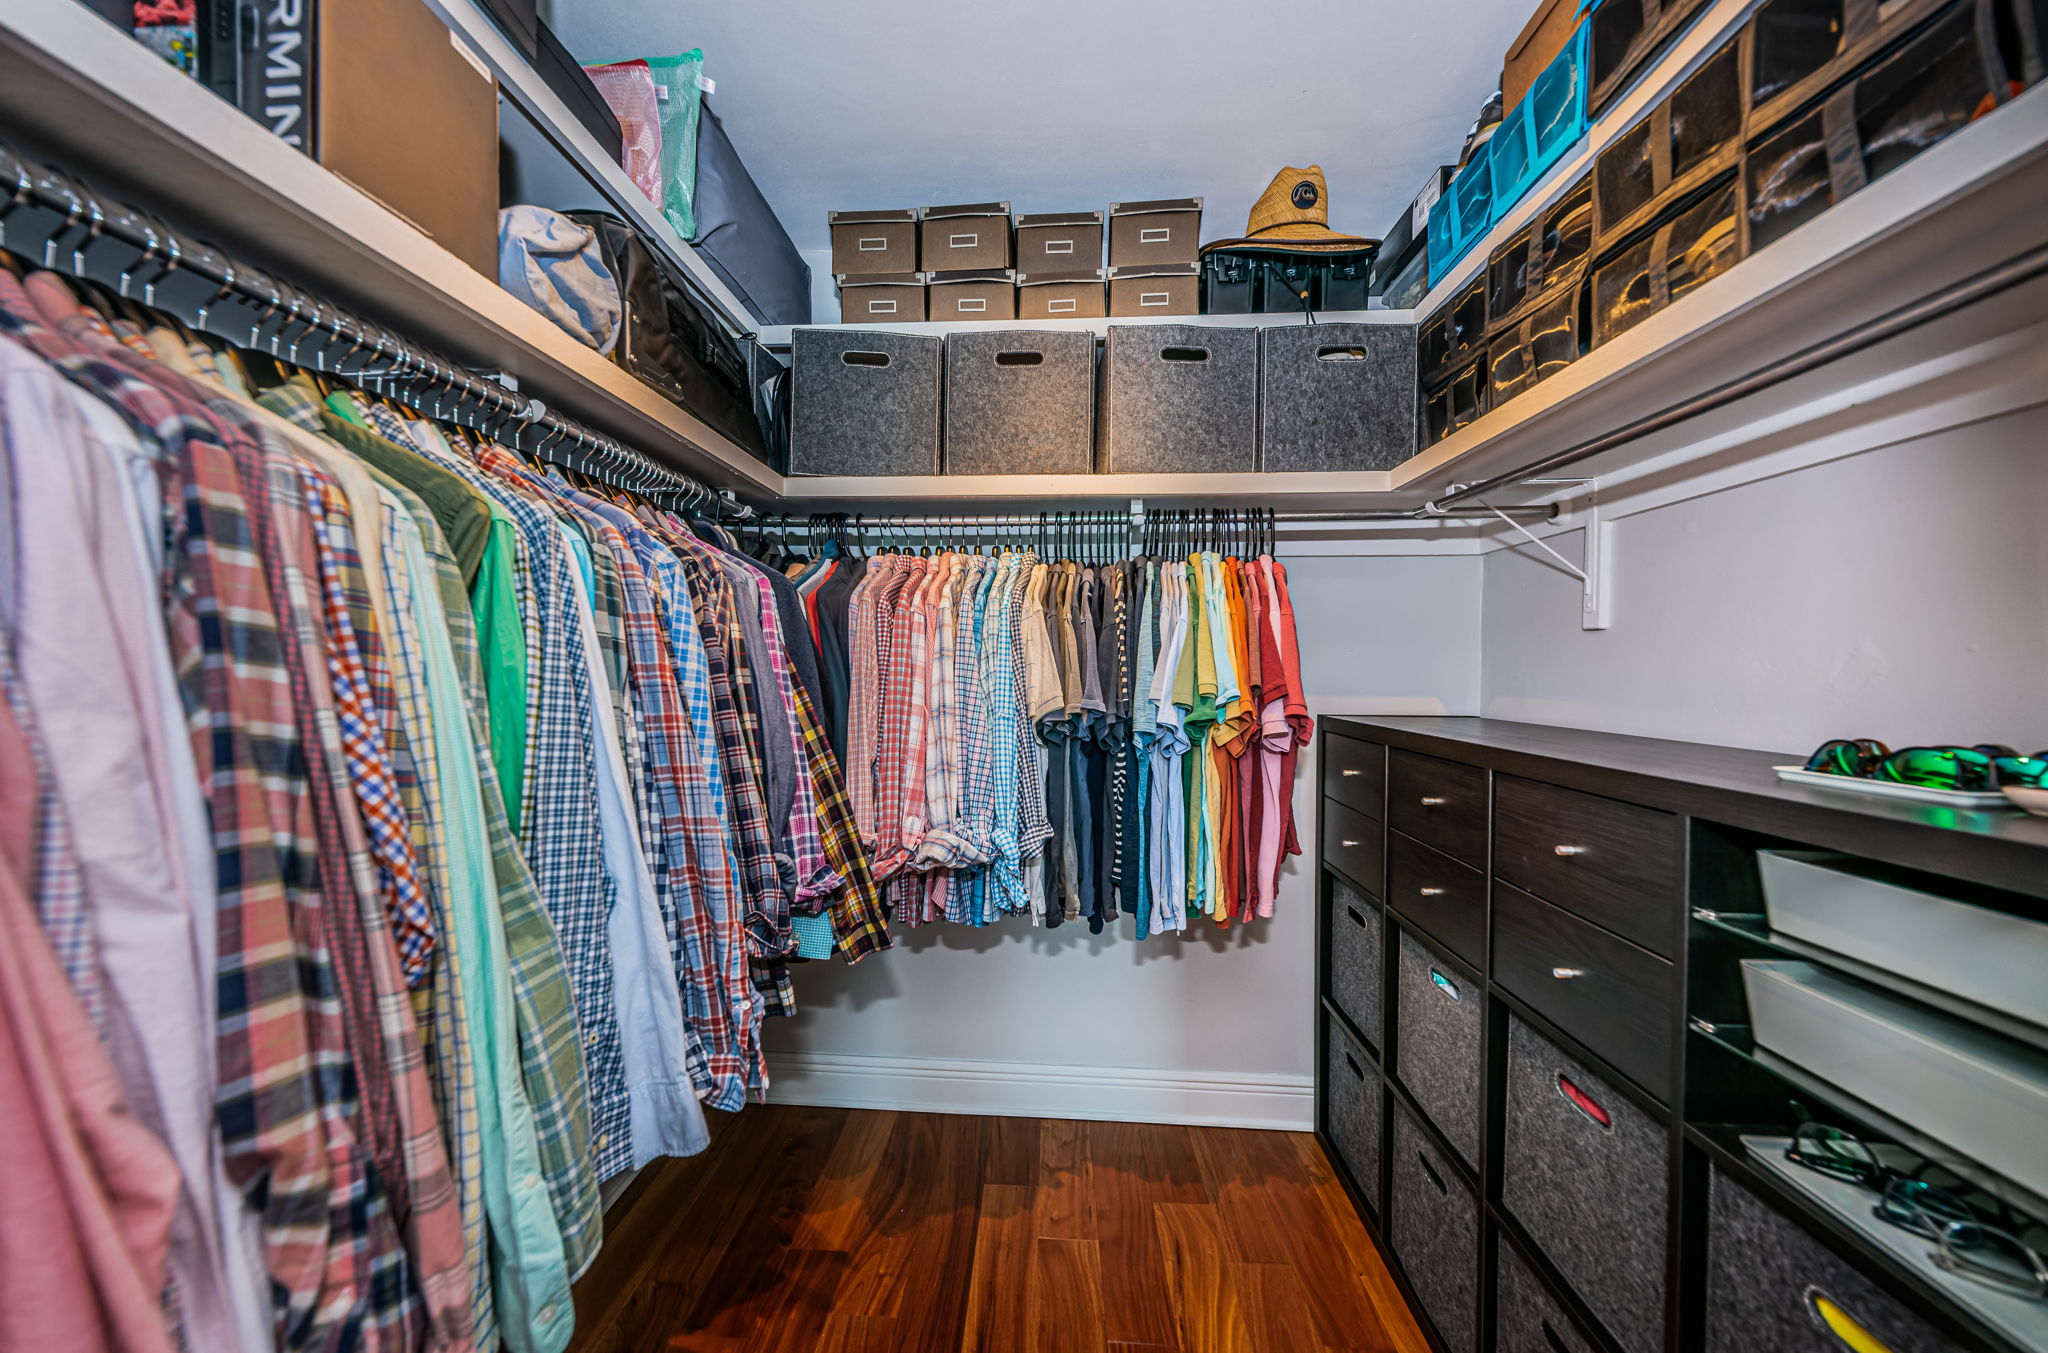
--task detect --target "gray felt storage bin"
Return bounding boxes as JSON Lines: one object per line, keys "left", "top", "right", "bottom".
{"left": 1502, "top": 1015, "right": 1670, "bottom": 1353}
{"left": 1706, "top": 1170, "right": 1965, "bottom": 1353}
{"left": 942, "top": 330, "right": 1095, "bottom": 476}
{"left": 1395, "top": 929, "right": 1484, "bottom": 1167}
{"left": 789, "top": 329, "right": 942, "bottom": 476}
{"left": 1496, "top": 1239, "right": 1600, "bottom": 1353}
{"left": 1324, "top": 1013, "right": 1383, "bottom": 1211}
{"left": 1098, "top": 324, "right": 1258, "bottom": 474}
{"left": 1390, "top": 1104, "right": 1480, "bottom": 1353}
{"left": 1327, "top": 879, "right": 1383, "bottom": 1051}
{"left": 1257, "top": 323, "right": 1419, "bottom": 471}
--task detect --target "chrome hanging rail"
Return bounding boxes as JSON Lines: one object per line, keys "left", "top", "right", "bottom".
{"left": 0, "top": 137, "right": 747, "bottom": 517}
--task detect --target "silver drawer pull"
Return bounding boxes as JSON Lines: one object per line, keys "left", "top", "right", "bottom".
{"left": 1552, "top": 967, "right": 1586, "bottom": 980}
{"left": 1418, "top": 887, "right": 1445, "bottom": 896}
{"left": 1420, "top": 796, "right": 1447, "bottom": 806}
{"left": 1340, "top": 768, "right": 1363, "bottom": 777}
{"left": 1340, "top": 839, "right": 1362, "bottom": 849}
{"left": 1554, "top": 845, "right": 1584, "bottom": 856}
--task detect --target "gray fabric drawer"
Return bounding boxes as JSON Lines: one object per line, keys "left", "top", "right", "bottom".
{"left": 1395, "top": 929, "right": 1484, "bottom": 1167}
{"left": 1502, "top": 1015, "right": 1670, "bottom": 1353}
{"left": 1098, "top": 323, "right": 1258, "bottom": 473}
{"left": 1327, "top": 879, "right": 1383, "bottom": 1050}
{"left": 1324, "top": 1013, "right": 1382, "bottom": 1211}
{"left": 1258, "top": 322, "right": 1418, "bottom": 470}
{"left": 790, "top": 329, "right": 942, "bottom": 475}
{"left": 1706, "top": 1170, "right": 1965, "bottom": 1353}
{"left": 1390, "top": 1104, "right": 1479, "bottom": 1352}
{"left": 1496, "top": 1239, "right": 1599, "bottom": 1353}
{"left": 942, "top": 329, "right": 1095, "bottom": 475}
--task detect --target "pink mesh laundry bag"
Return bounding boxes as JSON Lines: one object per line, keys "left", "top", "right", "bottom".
{"left": 583, "top": 58, "right": 664, "bottom": 208}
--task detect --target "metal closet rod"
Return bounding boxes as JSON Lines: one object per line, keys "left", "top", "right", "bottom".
{"left": 768, "top": 506, "right": 1555, "bottom": 526}
{"left": 1423, "top": 239, "right": 2048, "bottom": 514}
{"left": 0, "top": 138, "right": 739, "bottom": 516}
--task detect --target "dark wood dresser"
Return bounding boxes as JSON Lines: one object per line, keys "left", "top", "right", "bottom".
{"left": 1314, "top": 716, "right": 2048, "bottom": 1353}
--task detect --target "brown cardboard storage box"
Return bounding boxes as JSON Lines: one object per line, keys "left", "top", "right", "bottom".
{"left": 830, "top": 210, "right": 921, "bottom": 275}
{"left": 1108, "top": 263, "right": 1199, "bottom": 317}
{"left": 1015, "top": 212, "right": 1105, "bottom": 272}
{"left": 320, "top": 0, "right": 500, "bottom": 276}
{"left": 1503, "top": 0, "right": 1585, "bottom": 111}
{"left": 921, "top": 203, "right": 1012, "bottom": 271}
{"left": 836, "top": 273, "right": 926, "bottom": 323}
{"left": 1107, "top": 198, "right": 1203, "bottom": 267}
{"left": 1017, "top": 269, "right": 1107, "bottom": 319}
{"left": 928, "top": 270, "right": 1017, "bottom": 322}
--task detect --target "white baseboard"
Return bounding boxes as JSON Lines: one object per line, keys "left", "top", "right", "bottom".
{"left": 761, "top": 1051, "right": 1314, "bottom": 1131}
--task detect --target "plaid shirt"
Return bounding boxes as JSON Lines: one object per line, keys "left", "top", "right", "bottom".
{"left": 741, "top": 562, "right": 839, "bottom": 908}
{"left": 299, "top": 466, "right": 474, "bottom": 1350}
{"left": 660, "top": 526, "right": 790, "bottom": 1069}
{"left": 0, "top": 295, "right": 416, "bottom": 1348}
{"left": 576, "top": 495, "right": 754, "bottom": 1111}
{"left": 791, "top": 679, "right": 891, "bottom": 961}
{"left": 869, "top": 557, "right": 928, "bottom": 882}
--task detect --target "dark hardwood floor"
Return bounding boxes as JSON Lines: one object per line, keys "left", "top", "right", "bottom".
{"left": 569, "top": 1104, "right": 1428, "bottom": 1353}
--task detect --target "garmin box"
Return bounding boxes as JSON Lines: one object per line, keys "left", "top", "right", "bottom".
{"left": 1108, "top": 262, "right": 1200, "bottom": 317}
{"left": 1015, "top": 212, "right": 1105, "bottom": 272}
{"left": 790, "top": 329, "right": 942, "bottom": 475}
{"left": 1259, "top": 323, "right": 1418, "bottom": 471}
{"left": 921, "top": 202, "right": 1012, "bottom": 271}
{"left": 1098, "top": 324, "right": 1258, "bottom": 473}
{"left": 943, "top": 330, "right": 1096, "bottom": 475}
{"left": 835, "top": 273, "right": 926, "bottom": 324}
{"left": 928, "top": 269, "right": 1017, "bottom": 322}
{"left": 1377, "top": 165, "right": 1454, "bottom": 286}
{"left": 829, "top": 209, "right": 920, "bottom": 276}
{"left": 1017, "top": 269, "right": 1107, "bottom": 319}
{"left": 1107, "top": 197, "right": 1204, "bottom": 266}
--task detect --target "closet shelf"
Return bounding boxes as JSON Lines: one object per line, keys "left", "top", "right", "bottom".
{"left": 786, "top": 77, "right": 2048, "bottom": 510}
{"left": 415, "top": 0, "right": 765, "bottom": 341}
{"left": 753, "top": 308, "right": 1412, "bottom": 346}
{"left": 0, "top": 3, "right": 778, "bottom": 497}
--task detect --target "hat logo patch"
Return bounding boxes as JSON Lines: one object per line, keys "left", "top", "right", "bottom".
{"left": 1291, "top": 180, "right": 1319, "bottom": 209}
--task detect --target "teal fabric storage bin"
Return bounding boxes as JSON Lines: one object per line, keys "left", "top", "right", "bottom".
{"left": 1427, "top": 137, "right": 1500, "bottom": 289}
{"left": 1491, "top": 26, "right": 1590, "bottom": 218}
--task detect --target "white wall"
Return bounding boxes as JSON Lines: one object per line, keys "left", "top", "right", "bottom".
{"left": 761, "top": 548, "right": 1482, "bottom": 1127}
{"left": 1480, "top": 409, "right": 2048, "bottom": 753}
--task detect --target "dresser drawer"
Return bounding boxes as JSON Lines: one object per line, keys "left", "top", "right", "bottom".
{"left": 1389, "top": 1104, "right": 1480, "bottom": 1353}
{"left": 1387, "top": 829, "right": 1486, "bottom": 972}
{"left": 1388, "top": 749, "right": 1489, "bottom": 867}
{"left": 1494, "top": 775, "right": 1682, "bottom": 957}
{"left": 1706, "top": 1170, "right": 1965, "bottom": 1353}
{"left": 1323, "top": 733, "right": 1386, "bottom": 819}
{"left": 1492, "top": 883, "right": 1674, "bottom": 1101}
{"left": 1496, "top": 1236, "right": 1600, "bottom": 1353}
{"left": 1394, "top": 929, "right": 1484, "bottom": 1167}
{"left": 1323, "top": 799, "right": 1384, "bottom": 896}
{"left": 1325, "top": 878, "right": 1383, "bottom": 1050}
{"left": 1323, "top": 1012, "right": 1382, "bottom": 1212}
{"left": 1502, "top": 1015, "right": 1670, "bottom": 1353}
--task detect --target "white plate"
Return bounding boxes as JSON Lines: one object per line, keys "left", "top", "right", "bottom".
{"left": 1772, "top": 767, "right": 2014, "bottom": 809}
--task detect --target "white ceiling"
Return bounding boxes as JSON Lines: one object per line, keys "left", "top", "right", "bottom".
{"left": 540, "top": 0, "right": 1533, "bottom": 256}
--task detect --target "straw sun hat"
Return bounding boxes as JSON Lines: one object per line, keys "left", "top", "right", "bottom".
{"left": 1200, "top": 165, "right": 1379, "bottom": 255}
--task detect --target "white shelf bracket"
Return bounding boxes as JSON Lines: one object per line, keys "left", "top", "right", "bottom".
{"left": 1480, "top": 479, "right": 1613, "bottom": 631}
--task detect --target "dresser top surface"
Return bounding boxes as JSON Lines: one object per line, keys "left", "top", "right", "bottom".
{"left": 1323, "top": 716, "right": 2048, "bottom": 903}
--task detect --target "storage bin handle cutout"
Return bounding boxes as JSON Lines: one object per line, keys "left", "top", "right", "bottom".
{"left": 1317, "top": 346, "right": 1370, "bottom": 362}
{"left": 995, "top": 351, "right": 1045, "bottom": 367}
{"left": 1541, "top": 1322, "right": 1573, "bottom": 1353}
{"left": 1159, "top": 347, "right": 1209, "bottom": 362}
{"left": 1346, "top": 905, "right": 1369, "bottom": 929}
{"left": 1429, "top": 967, "right": 1462, "bottom": 1002}
{"left": 1344, "top": 1052, "right": 1365, "bottom": 1080}
{"left": 1416, "top": 1151, "right": 1448, "bottom": 1196}
{"left": 1803, "top": 1286, "right": 1894, "bottom": 1353}
{"left": 842, "top": 351, "right": 892, "bottom": 367}
{"left": 1556, "top": 1073, "right": 1612, "bottom": 1130}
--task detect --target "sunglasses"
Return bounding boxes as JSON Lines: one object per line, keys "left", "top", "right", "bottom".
{"left": 1787, "top": 1123, "right": 2048, "bottom": 1301}
{"left": 1803, "top": 740, "right": 2048, "bottom": 791}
